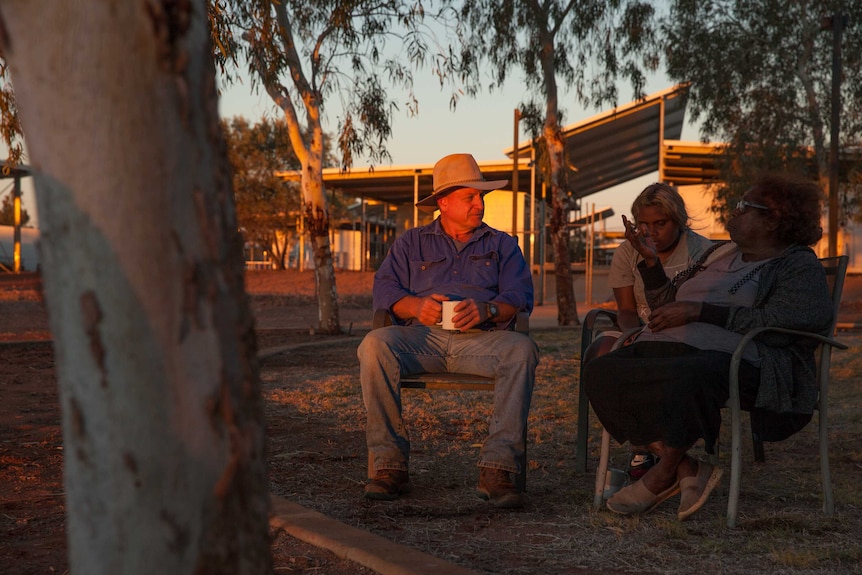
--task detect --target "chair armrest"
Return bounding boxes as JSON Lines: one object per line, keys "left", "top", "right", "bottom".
{"left": 372, "top": 309, "right": 394, "bottom": 329}
{"left": 724, "top": 325, "right": 846, "bottom": 527}
{"left": 728, "top": 326, "right": 847, "bottom": 408}
{"left": 610, "top": 326, "right": 645, "bottom": 351}
{"left": 580, "top": 309, "right": 620, "bottom": 357}
{"left": 515, "top": 311, "right": 530, "bottom": 334}
{"left": 583, "top": 308, "right": 620, "bottom": 330}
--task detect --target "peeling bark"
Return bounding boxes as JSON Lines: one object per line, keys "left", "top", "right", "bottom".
{"left": 304, "top": 201, "right": 340, "bottom": 334}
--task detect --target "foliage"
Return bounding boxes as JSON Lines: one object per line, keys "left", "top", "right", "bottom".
{"left": 454, "top": 0, "right": 662, "bottom": 325}
{"left": 457, "top": 1, "right": 660, "bottom": 123}
{"left": 662, "top": 0, "right": 862, "bottom": 222}
{"left": 213, "top": 0, "right": 466, "bottom": 171}
{"left": 222, "top": 117, "right": 301, "bottom": 269}
{"left": 0, "top": 191, "right": 30, "bottom": 226}
{"left": 0, "top": 63, "right": 24, "bottom": 170}
{"left": 211, "top": 0, "right": 470, "bottom": 333}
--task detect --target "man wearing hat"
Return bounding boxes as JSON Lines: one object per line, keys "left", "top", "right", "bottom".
{"left": 358, "top": 153, "right": 538, "bottom": 508}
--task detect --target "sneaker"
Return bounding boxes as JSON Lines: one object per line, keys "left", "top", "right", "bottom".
{"left": 476, "top": 468, "right": 523, "bottom": 509}
{"left": 364, "top": 469, "right": 410, "bottom": 501}
{"left": 627, "top": 452, "right": 658, "bottom": 481}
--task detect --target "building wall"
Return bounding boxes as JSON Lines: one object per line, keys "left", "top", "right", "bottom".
{"left": 677, "top": 184, "right": 730, "bottom": 241}
{"left": 331, "top": 229, "right": 363, "bottom": 271}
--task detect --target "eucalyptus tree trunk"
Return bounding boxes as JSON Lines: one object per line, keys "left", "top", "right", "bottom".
{"left": 301, "top": 155, "right": 340, "bottom": 334}
{"left": 265, "top": 1, "right": 341, "bottom": 335}
{"left": 537, "top": 27, "right": 579, "bottom": 326}
{"left": 0, "top": 2, "right": 271, "bottom": 574}
{"left": 545, "top": 125, "right": 579, "bottom": 326}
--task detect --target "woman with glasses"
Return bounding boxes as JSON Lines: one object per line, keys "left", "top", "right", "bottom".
{"left": 582, "top": 172, "right": 833, "bottom": 520}
{"left": 592, "top": 183, "right": 713, "bottom": 480}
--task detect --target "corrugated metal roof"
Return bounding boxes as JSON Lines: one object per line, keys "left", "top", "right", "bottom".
{"left": 505, "top": 84, "right": 690, "bottom": 198}
{"left": 662, "top": 141, "right": 723, "bottom": 185}
{"left": 277, "top": 159, "right": 532, "bottom": 206}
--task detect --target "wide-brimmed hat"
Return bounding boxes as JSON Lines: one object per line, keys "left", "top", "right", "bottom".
{"left": 416, "top": 153, "right": 508, "bottom": 211}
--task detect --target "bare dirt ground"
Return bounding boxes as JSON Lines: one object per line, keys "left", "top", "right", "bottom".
{"left": 3, "top": 270, "right": 862, "bottom": 574}
{"left": 0, "top": 270, "right": 377, "bottom": 575}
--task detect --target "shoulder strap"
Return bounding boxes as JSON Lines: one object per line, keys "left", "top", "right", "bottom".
{"left": 671, "top": 241, "right": 729, "bottom": 287}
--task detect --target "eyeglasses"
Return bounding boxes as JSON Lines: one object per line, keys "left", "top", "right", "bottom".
{"left": 736, "top": 200, "right": 771, "bottom": 214}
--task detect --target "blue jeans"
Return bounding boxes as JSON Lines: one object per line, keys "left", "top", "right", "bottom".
{"left": 358, "top": 325, "right": 539, "bottom": 474}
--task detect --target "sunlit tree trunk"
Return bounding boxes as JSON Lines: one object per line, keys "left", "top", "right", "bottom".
{"left": 0, "top": 2, "right": 271, "bottom": 573}
{"left": 545, "top": 124, "right": 578, "bottom": 325}
{"left": 302, "top": 165, "right": 340, "bottom": 333}
{"left": 538, "top": 26, "right": 578, "bottom": 326}
{"left": 256, "top": 1, "right": 341, "bottom": 334}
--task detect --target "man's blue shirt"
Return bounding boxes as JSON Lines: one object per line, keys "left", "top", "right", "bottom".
{"left": 372, "top": 218, "right": 533, "bottom": 327}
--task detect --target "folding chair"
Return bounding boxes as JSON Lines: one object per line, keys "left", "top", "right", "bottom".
{"left": 722, "top": 255, "right": 848, "bottom": 527}
{"left": 586, "top": 256, "right": 849, "bottom": 525}
{"left": 575, "top": 309, "right": 641, "bottom": 474}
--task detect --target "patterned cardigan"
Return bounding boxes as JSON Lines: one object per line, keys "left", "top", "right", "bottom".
{"left": 639, "top": 243, "right": 834, "bottom": 423}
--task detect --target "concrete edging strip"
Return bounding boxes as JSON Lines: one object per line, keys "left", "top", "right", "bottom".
{"left": 269, "top": 496, "right": 480, "bottom": 575}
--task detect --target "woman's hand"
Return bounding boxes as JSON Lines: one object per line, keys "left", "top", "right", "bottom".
{"left": 647, "top": 301, "right": 702, "bottom": 331}
{"left": 622, "top": 214, "right": 658, "bottom": 266}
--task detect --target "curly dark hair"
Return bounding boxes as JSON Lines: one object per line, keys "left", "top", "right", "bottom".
{"left": 753, "top": 173, "right": 824, "bottom": 246}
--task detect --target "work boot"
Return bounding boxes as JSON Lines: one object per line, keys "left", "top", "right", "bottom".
{"left": 364, "top": 469, "right": 410, "bottom": 501}
{"left": 476, "top": 468, "right": 523, "bottom": 509}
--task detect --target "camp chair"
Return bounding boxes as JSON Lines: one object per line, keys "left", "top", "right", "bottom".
{"left": 574, "top": 309, "right": 641, "bottom": 474}
{"left": 366, "top": 309, "right": 532, "bottom": 491}
{"left": 584, "top": 256, "right": 849, "bottom": 526}
{"left": 721, "top": 254, "right": 848, "bottom": 527}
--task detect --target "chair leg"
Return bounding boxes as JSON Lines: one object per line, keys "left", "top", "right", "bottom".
{"left": 708, "top": 438, "right": 720, "bottom": 467}
{"left": 753, "top": 438, "right": 765, "bottom": 463}
{"left": 367, "top": 450, "right": 375, "bottom": 480}
{"left": 820, "top": 409, "right": 834, "bottom": 516}
{"left": 592, "top": 428, "right": 611, "bottom": 508}
{"left": 575, "top": 373, "right": 590, "bottom": 473}
{"left": 726, "top": 401, "right": 744, "bottom": 528}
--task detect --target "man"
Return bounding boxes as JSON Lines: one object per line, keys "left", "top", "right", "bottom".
{"left": 358, "top": 153, "right": 539, "bottom": 509}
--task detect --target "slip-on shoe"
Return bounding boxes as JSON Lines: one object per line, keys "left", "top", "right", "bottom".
{"left": 606, "top": 477, "right": 680, "bottom": 515}
{"left": 677, "top": 460, "right": 724, "bottom": 521}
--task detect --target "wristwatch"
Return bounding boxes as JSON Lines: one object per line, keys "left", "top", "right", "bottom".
{"left": 486, "top": 302, "right": 499, "bottom": 322}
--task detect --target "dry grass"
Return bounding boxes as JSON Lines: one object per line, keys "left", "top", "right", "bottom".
{"left": 260, "top": 327, "right": 862, "bottom": 574}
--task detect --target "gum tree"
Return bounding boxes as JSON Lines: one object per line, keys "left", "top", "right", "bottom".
{"left": 223, "top": 117, "right": 302, "bottom": 269}
{"left": 457, "top": 1, "right": 661, "bottom": 326}
{"left": 0, "top": 2, "right": 271, "bottom": 573}
{"left": 662, "top": 0, "right": 862, "bottom": 227}
{"left": 213, "top": 0, "right": 468, "bottom": 334}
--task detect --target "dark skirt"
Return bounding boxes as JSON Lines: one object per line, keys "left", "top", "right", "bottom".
{"left": 582, "top": 341, "right": 761, "bottom": 451}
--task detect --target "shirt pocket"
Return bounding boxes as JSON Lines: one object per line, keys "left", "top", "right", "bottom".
{"left": 467, "top": 252, "right": 500, "bottom": 288}
{"left": 409, "top": 257, "right": 447, "bottom": 293}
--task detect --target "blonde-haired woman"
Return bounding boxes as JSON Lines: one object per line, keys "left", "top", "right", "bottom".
{"left": 593, "top": 182, "right": 712, "bottom": 479}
